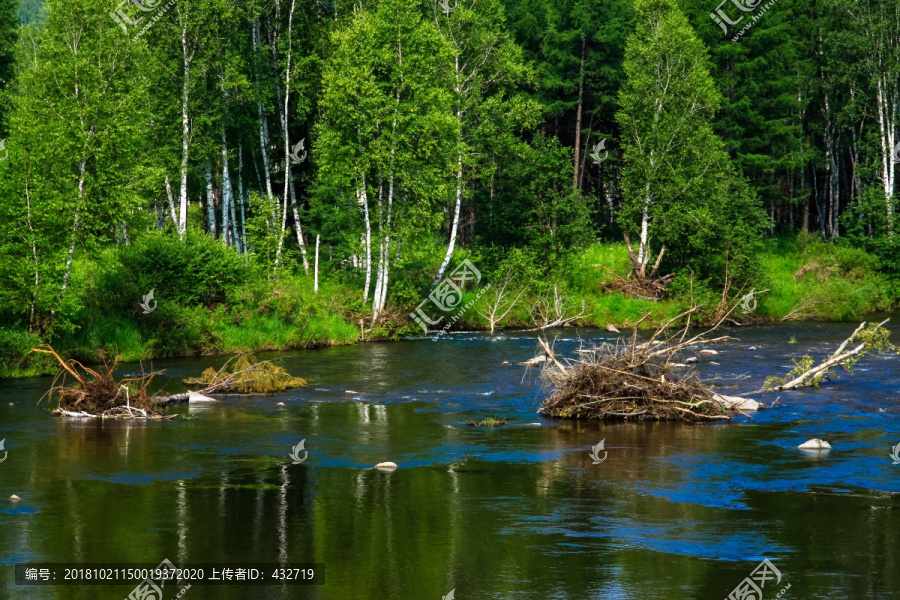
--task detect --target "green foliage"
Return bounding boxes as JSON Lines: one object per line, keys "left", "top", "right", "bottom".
{"left": 615, "top": 0, "right": 764, "bottom": 281}
{"left": 88, "top": 232, "right": 247, "bottom": 312}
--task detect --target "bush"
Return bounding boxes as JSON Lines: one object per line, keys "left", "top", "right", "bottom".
{"left": 87, "top": 232, "right": 248, "bottom": 314}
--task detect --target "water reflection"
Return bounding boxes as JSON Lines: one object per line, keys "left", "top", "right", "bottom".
{"left": 0, "top": 321, "right": 898, "bottom": 599}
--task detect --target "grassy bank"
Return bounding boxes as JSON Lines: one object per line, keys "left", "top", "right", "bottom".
{"left": 1, "top": 234, "right": 895, "bottom": 379}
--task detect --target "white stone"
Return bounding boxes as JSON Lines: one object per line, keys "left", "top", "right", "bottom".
{"left": 187, "top": 391, "right": 216, "bottom": 402}
{"left": 685, "top": 357, "right": 699, "bottom": 363}
{"left": 518, "top": 355, "right": 547, "bottom": 367}
{"left": 9, "top": 495, "right": 20, "bottom": 502}
{"left": 798, "top": 438, "right": 832, "bottom": 450}
{"left": 699, "top": 349, "right": 718, "bottom": 355}
{"left": 606, "top": 323, "right": 620, "bottom": 333}
{"left": 374, "top": 462, "right": 398, "bottom": 470}
{"left": 712, "top": 393, "right": 764, "bottom": 411}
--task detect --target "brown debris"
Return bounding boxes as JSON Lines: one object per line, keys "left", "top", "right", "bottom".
{"left": 33, "top": 346, "right": 168, "bottom": 419}
{"left": 538, "top": 307, "right": 739, "bottom": 422}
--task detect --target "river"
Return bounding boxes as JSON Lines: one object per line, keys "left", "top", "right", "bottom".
{"left": 0, "top": 319, "right": 898, "bottom": 599}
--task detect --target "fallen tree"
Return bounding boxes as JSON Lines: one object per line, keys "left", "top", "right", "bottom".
{"left": 537, "top": 307, "right": 757, "bottom": 422}
{"left": 762, "top": 319, "right": 895, "bottom": 391}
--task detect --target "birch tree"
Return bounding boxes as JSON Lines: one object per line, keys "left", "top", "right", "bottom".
{"left": 317, "top": 0, "right": 455, "bottom": 316}
{"left": 616, "top": 0, "right": 758, "bottom": 277}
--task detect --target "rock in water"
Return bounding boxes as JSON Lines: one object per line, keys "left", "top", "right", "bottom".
{"left": 518, "top": 355, "right": 547, "bottom": 367}
{"left": 699, "top": 349, "right": 718, "bottom": 355}
{"left": 685, "top": 357, "right": 698, "bottom": 363}
{"left": 276, "top": 402, "right": 285, "bottom": 406}
{"left": 9, "top": 495, "right": 20, "bottom": 502}
{"left": 798, "top": 438, "right": 832, "bottom": 450}
{"left": 187, "top": 391, "right": 216, "bottom": 403}
{"left": 374, "top": 462, "right": 398, "bottom": 470}
{"left": 712, "top": 394, "right": 764, "bottom": 411}
{"left": 501, "top": 361, "right": 511, "bottom": 366}
{"left": 606, "top": 323, "right": 620, "bottom": 333}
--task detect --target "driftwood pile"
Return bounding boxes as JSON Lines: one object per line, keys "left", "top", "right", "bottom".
{"left": 538, "top": 308, "right": 746, "bottom": 422}
{"left": 34, "top": 347, "right": 171, "bottom": 419}
{"left": 601, "top": 233, "right": 675, "bottom": 301}
{"left": 33, "top": 347, "right": 306, "bottom": 419}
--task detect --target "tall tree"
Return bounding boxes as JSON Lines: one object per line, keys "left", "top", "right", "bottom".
{"left": 616, "top": 0, "right": 762, "bottom": 277}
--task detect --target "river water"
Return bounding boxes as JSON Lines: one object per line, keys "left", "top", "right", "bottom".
{"left": 0, "top": 319, "right": 898, "bottom": 599}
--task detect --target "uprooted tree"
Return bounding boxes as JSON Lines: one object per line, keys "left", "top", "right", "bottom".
{"left": 763, "top": 319, "right": 896, "bottom": 391}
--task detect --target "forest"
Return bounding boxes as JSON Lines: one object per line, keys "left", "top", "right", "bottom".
{"left": 0, "top": 0, "right": 898, "bottom": 376}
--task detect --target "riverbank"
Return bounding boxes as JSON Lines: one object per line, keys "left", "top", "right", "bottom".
{"left": 0, "top": 234, "right": 895, "bottom": 379}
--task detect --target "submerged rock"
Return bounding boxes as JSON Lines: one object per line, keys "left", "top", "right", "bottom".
{"left": 799, "top": 438, "right": 832, "bottom": 450}
{"left": 712, "top": 393, "right": 764, "bottom": 411}
{"left": 519, "top": 355, "right": 547, "bottom": 367}
{"left": 374, "top": 462, "right": 398, "bottom": 470}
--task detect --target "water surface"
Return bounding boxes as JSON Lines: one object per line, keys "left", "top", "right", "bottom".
{"left": 0, "top": 320, "right": 898, "bottom": 599}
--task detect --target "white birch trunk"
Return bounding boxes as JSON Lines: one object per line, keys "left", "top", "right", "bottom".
{"left": 372, "top": 178, "right": 385, "bottom": 317}
{"left": 164, "top": 173, "right": 179, "bottom": 237}
{"left": 179, "top": 21, "right": 193, "bottom": 241}
{"left": 876, "top": 80, "right": 895, "bottom": 237}
{"left": 205, "top": 163, "right": 217, "bottom": 237}
{"left": 433, "top": 112, "right": 463, "bottom": 287}
{"left": 359, "top": 174, "right": 372, "bottom": 303}
{"left": 288, "top": 172, "right": 310, "bottom": 272}
{"left": 59, "top": 157, "right": 88, "bottom": 307}
{"left": 314, "top": 234, "right": 320, "bottom": 294}
{"left": 221, "top": 134, "right": 235, "bottom": 246}
{"left": 237, "top": 144, "right": 245, "bottom": 253}
{"left": 273, "top": 0, "right": 299, "bottom": 269}
{"left": 252, "top": 20, "right": 275, "bottom": 202}
{"left": 638, "top": 181, "right": 651, "bottom": 267}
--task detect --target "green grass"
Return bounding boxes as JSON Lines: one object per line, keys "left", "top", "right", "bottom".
{"left": 1, "top": 235, "right": 896, "bottom": 379}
